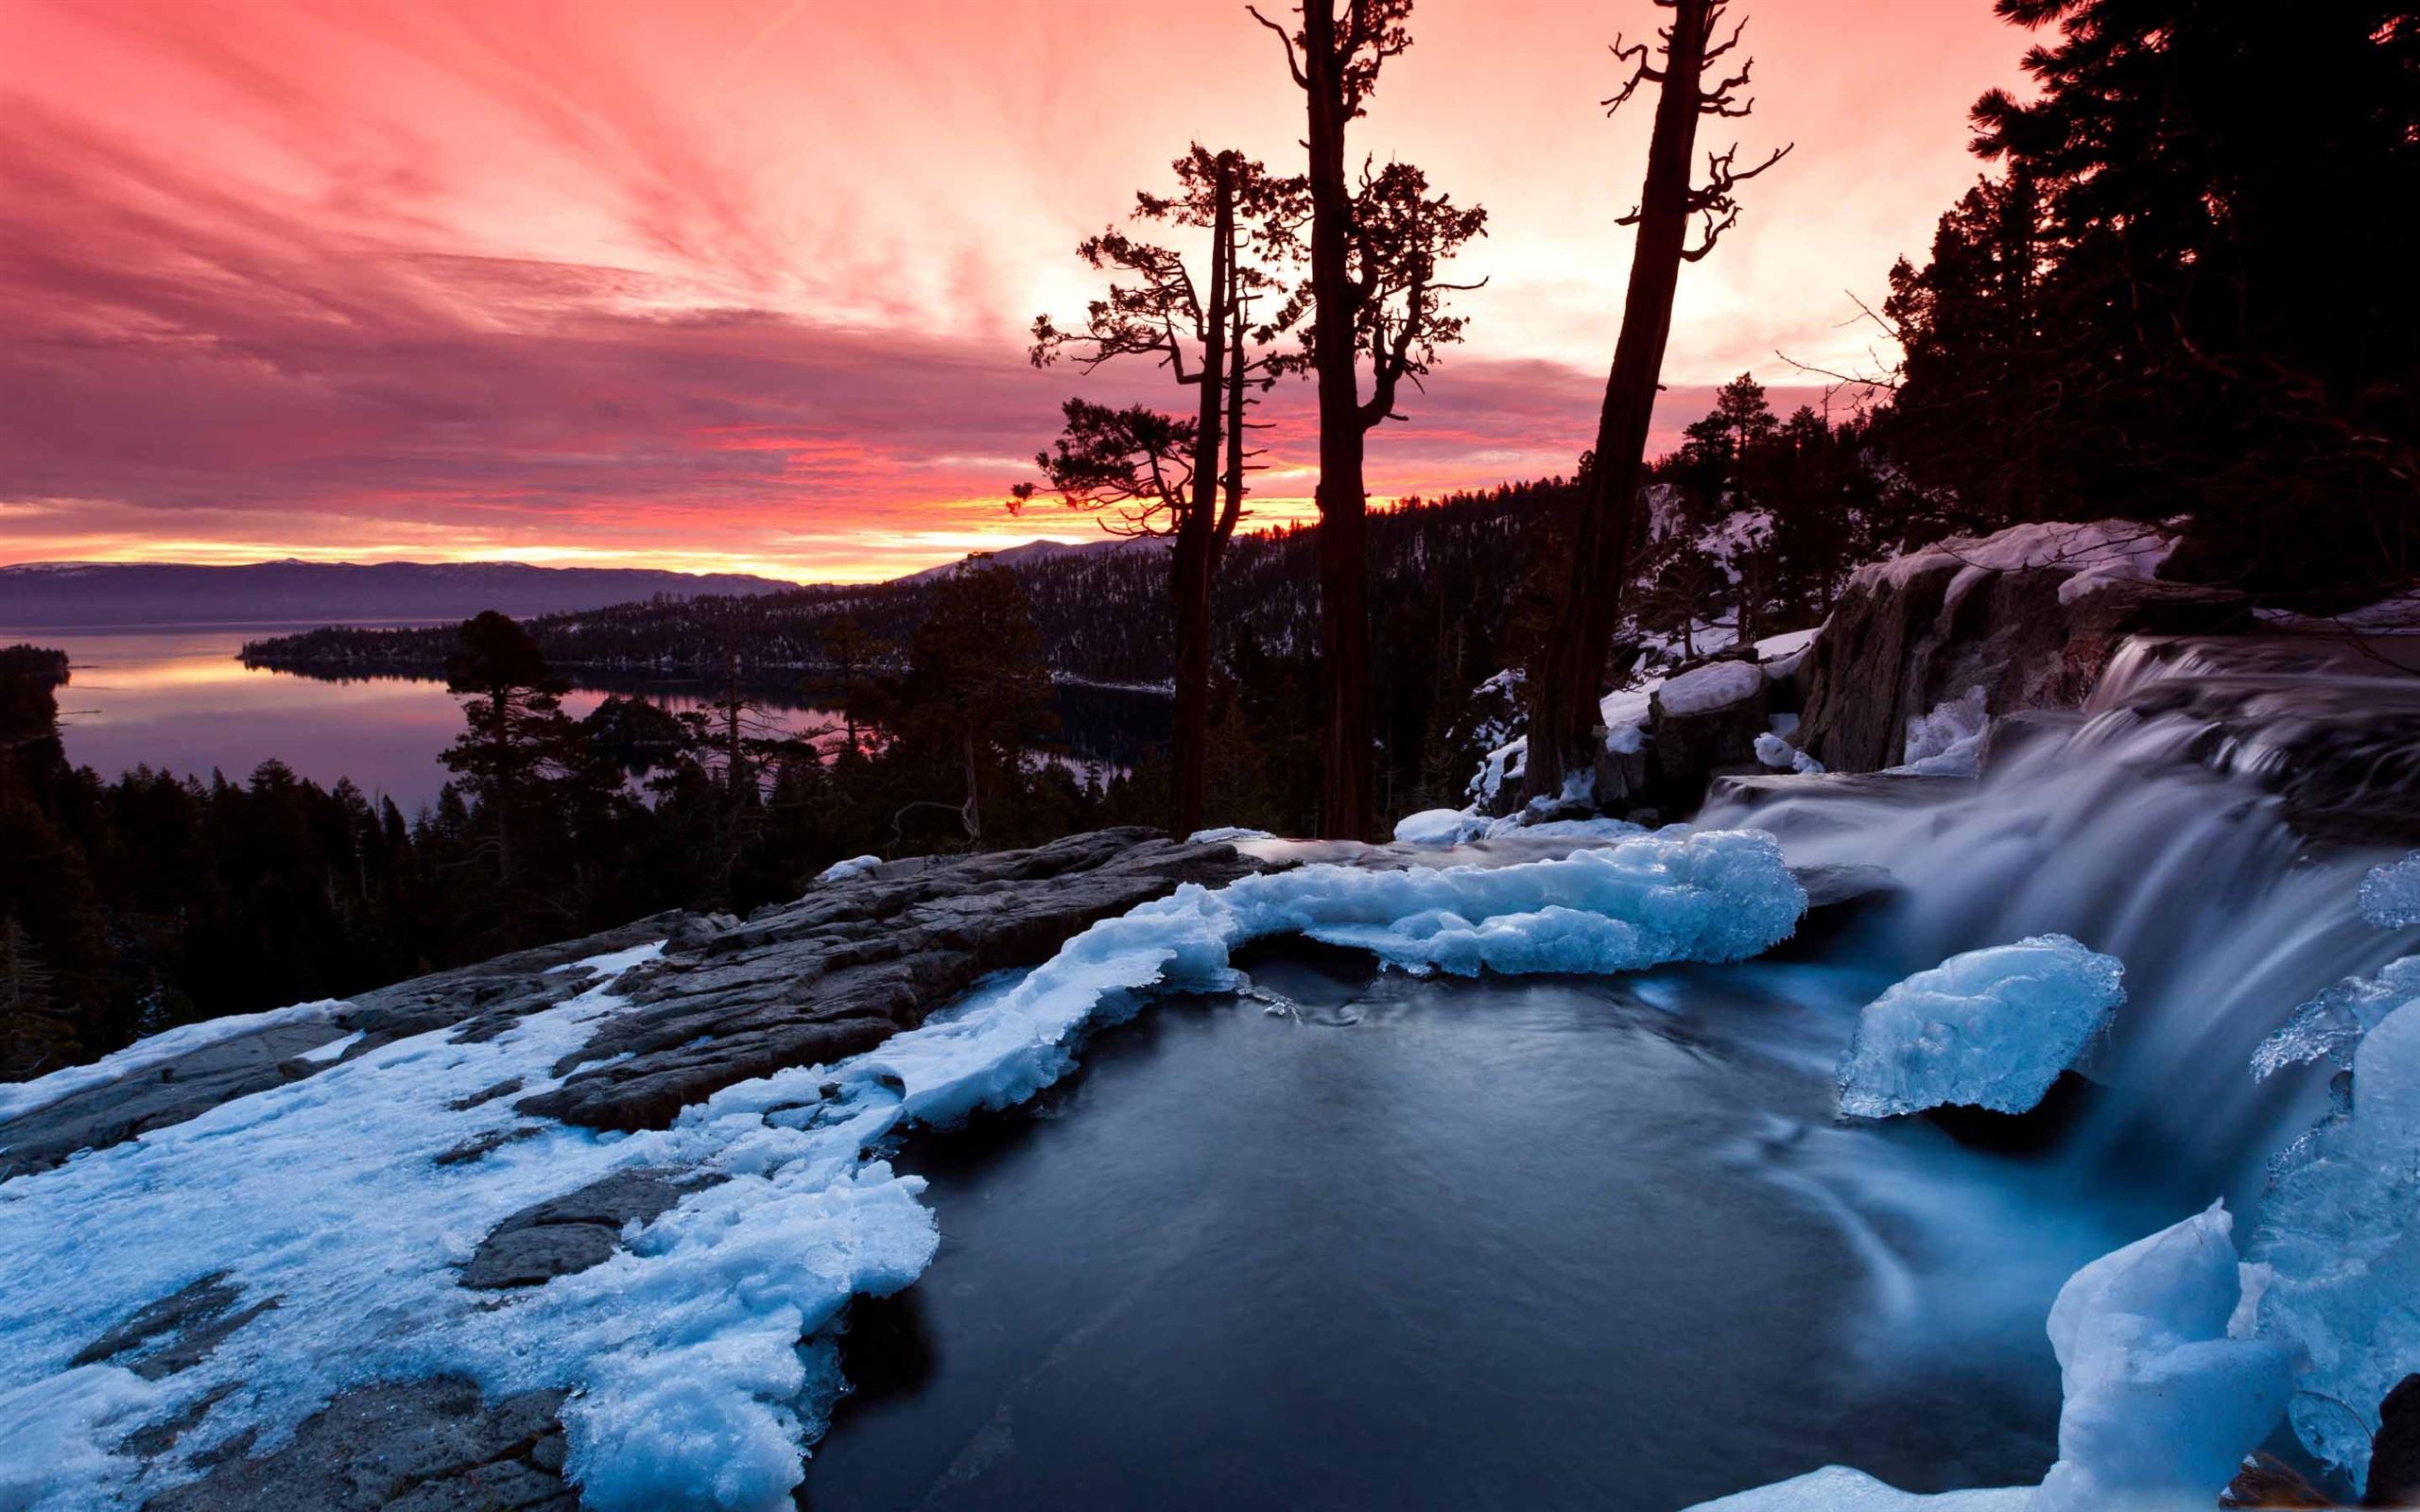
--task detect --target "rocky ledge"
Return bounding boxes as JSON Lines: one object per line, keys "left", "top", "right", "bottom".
{"left": 6, "top": 828, "right": 1257, "bottom": 1508}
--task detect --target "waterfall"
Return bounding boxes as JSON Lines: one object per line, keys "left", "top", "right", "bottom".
{"left": 1702, "top": 634, "right": 2420, "bottom": 1198}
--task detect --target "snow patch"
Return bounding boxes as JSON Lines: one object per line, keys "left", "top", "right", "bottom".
{"left": 1854, "top": 520, "right": 2174, "bottom": 600}
{"left": 1836, "top": 935, "right": 2124, "bottom": 1119}
{"left": 1890, "top": 686, "right": 1990, "bottom": 778}
{"left": 814, "top": 854, "right": 882, "bottom": 885}
{"left": 1755, "top": 729, "right": 1825, "bottom": 775}
{"left": 1657, "top": 660, "right": 1765, "bottom": 717}
{"left": 0, "top": 999, "right": 346, "bottom": 1126}
{"left": 1186, "top": 827, "right": 1275, "bottom": 845}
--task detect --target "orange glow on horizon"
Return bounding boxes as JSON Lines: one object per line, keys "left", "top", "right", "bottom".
{"left": 0, "top": 1, "right": 2032, "bottom": 577}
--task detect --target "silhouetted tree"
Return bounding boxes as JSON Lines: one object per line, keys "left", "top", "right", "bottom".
{"left": 0, "top": 916, "right": 73, "bottom": 1079}
{"left": 1525, "top": 0, "right": 1789, "bottom": 803}
{"left": 1251, "top": 0, "right": 1487, "bottom": 838}
{"left": 441, "top": 611, "right": 577, "bottom": 896}
{"left": 894, "top": 563, "right": 1057, "bottom": 848}
{"left": 1878, "top": 1, "right": 2418, "bottom": 603}
{"left": 1025, "top": 146, "right": 1296, "bottom": 839}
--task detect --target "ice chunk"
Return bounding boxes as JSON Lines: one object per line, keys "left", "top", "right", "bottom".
{"left": 814, "top": 854, "right": 882, "bottom": 885}
{"left": 1890, "top": 686, "right": 1990, "bottom": 778}
{"left": 1658, "top": 659, "right": 1766, "bottom": 717}
{"left": 1685, "top": 1204, "right": 2286, "bottom": 1512}
{"left": 2035, "top": 1202, "right": 2290, "bottom": 1511}
{"left": 2252, "top": 994, "right": 2420, "bottom": 1488}
{"left": 2251, "top": 955, "right": 2420, "bottom": 1080}
{"left": 2360, "top": 852, "right": 2420, "bottom": 928}
{"left": 1684, "top": 1467, "right": 2029, "bottom": 1510}
{"left": 1836, "top": 935, "right": 2124, "bottom": 1118}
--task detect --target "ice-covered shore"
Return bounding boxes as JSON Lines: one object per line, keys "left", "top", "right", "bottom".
{"left": 0, "top": 829, "right": 1806, "bottom": 1511}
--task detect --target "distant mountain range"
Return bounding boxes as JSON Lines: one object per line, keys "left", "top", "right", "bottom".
{"left": 0, "top": 549, "right": 1166, "bottom": 628}
{"left": 0, "top": 558, "right": 799, "bottom": 627}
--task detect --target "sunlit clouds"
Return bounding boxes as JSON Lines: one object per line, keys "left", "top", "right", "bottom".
{"left": 0, "top": 1, "right": 2028, "bottom": 581}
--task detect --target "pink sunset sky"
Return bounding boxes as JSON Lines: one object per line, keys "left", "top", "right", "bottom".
{"left": 0, "top": 1, "right": 2030, "bottom": 583}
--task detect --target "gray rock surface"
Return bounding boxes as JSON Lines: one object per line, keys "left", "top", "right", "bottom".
{"left": 458, "top": 1170, "right": 704, "bottom": 1290}
{"left": 1795, "top": 552, "right": 2238, "bottom": 774}
{"left": 513, "top": 828, "right": 1257, "bottom": 1132}
{"left": 142, "top": 1379, "right": 575, "bottom": 1512}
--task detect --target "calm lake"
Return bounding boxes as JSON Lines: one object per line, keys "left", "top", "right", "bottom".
{"left": 11, "top": 624, "right": 1167, "bottom": 814}
{"left": 12, "top": 624, "right": 852, "bottom": 814}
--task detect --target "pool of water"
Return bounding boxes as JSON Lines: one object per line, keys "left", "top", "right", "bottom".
{"left": 801, "top": 945, "right": 2192, "bottom": 1512}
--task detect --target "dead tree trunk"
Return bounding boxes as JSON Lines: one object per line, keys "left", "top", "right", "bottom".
{"left": 1167, "top": 160, "right": 1235, "bottom": 840}
{"left": 1523, "top": 0, "right": 1788, "bottom": 805}
{"left": 1304, "top": 0, "right": 1378, "bottom": 840}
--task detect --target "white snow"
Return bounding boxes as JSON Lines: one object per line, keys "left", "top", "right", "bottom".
{"left": 2360, "top": 851, "right": 2420, "bottom": 928}
{"left": 2251, "top": 955, "right": 2420, "bottom": 1081}
{"left": 1657, "top": 660, "right": 1766, "bottom": 717}
{"left": 1835, "top": 935, "right": 2125, "bottom": 1118}
{"left": 1392, "top": 809, "right": 1485, "bottom": 846}
{"left": 1685, "top": 1203, "right": 2287, "bottom": 1512}
{"left": 1755, "top": 730, "right": 1825, "bottom": 775}
{"left": 813, "top": 854, "right": 882, "bottom": 885}
{"left": 2252, "top": 992, "right": 2420, "bottom": 1488}
{"left": 1185, "top": 827, "right": 1275, "bottom": 844}
{"left": 0, "top": 998, "right": 346, "bottom": 1126}
{"left": 1855, "top": 520, "right": 2174, "bottom": 602}
{"left": 292, "top": 1030, "right": 365, "bottom": 1066}
{"left": 1890, "top": 687, "right": 1990, "bottom": 778}
{"left": 0, "top": 940, "right": 943, "bottom": 1512}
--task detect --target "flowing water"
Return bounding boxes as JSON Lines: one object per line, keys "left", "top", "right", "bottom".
{"left": 799, "top": 633, "right": 2420, "bottom": 1510}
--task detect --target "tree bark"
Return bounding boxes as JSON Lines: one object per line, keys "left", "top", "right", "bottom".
{"left": 1167, "top": 159, "right": 1234, "bottom": 840}
{"left": 1524, "top": 0, "right": 1715, "bottom": 805}
{"left": 1305, "top": 0, "right": 1377, "bottom": 839}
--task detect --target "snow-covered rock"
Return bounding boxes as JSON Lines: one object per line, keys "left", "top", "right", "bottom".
{"left": 1888, "top": 686, "right": 1990, "bottom": 778}
{"left": 1657, "top": 660, "right": 1767, "bottom": 717}
{"left": 1186, "top": 826, "right": 1276, "bottom": 845}
{"left": 1836, "top": 935, "right": 2125, "bottom": 1119}
{"left": 814, "top": 853, "right": 882, "bottom": 885}
{"left": 1684, "top": 1204, "right": 2288, "bottom": 1512}
{"left": 2253, "top": 993, "right": 2420, "bottom": 1488}
{"left": 1794, "top": 520, "right": 2233, "bottom": 776}
{"left": 1755, "top": 730, "right": 1825, "bottom": 775}
{"left": 1392, "top": 809, "right": 1485, "bottom": 846}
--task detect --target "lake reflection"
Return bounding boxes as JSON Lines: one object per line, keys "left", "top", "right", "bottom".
{"left": 11, "top": 625, "right": 848, "bottom": 815}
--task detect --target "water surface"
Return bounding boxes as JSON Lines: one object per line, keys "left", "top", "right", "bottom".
{"left": 803, "top": 947, "right": 2182, "bottom": 1512}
